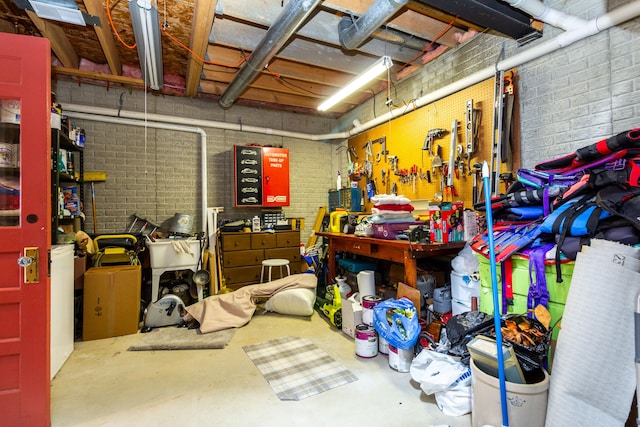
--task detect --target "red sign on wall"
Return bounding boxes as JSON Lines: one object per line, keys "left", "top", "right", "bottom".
{"left": 234, "top": 145, "right": 289, "bottom": 207}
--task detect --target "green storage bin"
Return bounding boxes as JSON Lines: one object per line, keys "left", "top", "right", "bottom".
{"left": 477, "top": 254, "right": 574, "bottom": 305}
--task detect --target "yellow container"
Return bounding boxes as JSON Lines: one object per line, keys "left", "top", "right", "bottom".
{"left": 329, "top": 209, "right": 347, "bottom": 233}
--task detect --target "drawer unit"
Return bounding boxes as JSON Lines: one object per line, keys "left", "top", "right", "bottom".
{"left": 221, "top": 233, "right": 251, "bottom": 251}
{"left": 220, "top": 230, "right": 301, "bottom": 289}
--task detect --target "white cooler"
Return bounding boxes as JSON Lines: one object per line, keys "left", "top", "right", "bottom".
{"left": 451, "top": 270, "right": 480, "bottom": 315}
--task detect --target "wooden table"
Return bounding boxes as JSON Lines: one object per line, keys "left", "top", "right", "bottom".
{"left": 316, "top": 232, "right": 465, "bottom": 288}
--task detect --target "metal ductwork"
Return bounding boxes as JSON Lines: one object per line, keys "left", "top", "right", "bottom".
{"left": 414, "top": 0, "right": 541, "bottom": 45}
{"left": 338, "top": 0, "right": 408, "bottom": 51}
{"left": 218, "top": 0, "right": 321, "bottom": 109}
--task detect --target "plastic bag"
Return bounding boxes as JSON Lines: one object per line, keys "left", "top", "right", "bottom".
{"left": 372, "top": 298, "right": 420, "bottom": 351}
{"left": 451, "top": 242, "right": 479, "bottom": 274}
{"left": 410, "top": 349, "right": 471, "bottom": 395}
{"left": 435, "top": 384, "right": 472, "bottom": 416}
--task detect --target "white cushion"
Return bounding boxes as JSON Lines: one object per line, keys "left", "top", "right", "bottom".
{"left": 264, "top": 287, "right": 316, "bottom": 316}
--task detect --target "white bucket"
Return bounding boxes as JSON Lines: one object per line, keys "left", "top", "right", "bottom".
{"left": 451, "top": 270, "right": 480, "bottom": 309}
{"left": 388, "top": 344, "right": 413, "bottom": 372}
{"left": 1, "top": 99, "right": 20, "bottom": 124}
{"left": 471, "top": 359, "right": 549, "bottom": 427}
{"left": 0, "top": 143, "right": 14, "bottom": 167}
{"left": 355, "top": 324, "right": 378, "bottom": 358}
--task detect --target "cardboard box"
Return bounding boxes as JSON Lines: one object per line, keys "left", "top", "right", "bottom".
{"left": 83, "top": 265, "right": 141, "bottom": 341}
{"left": 341, "top": 297, "right": 363, "bottom": 339}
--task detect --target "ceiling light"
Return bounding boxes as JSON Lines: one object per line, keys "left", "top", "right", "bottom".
{"left": 129, "top": 0, "right": 163, "bottom": 90}
{"left": 318, "top": 56, "right": 392, "bottom": 112}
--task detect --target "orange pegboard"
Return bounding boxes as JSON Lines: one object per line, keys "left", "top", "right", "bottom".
{"left": 348, "top": 71, "right": 520, "bottom": 212}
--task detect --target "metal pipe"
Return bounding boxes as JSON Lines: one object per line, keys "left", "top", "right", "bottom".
{"left": 338, "top": 0, "right": 409, "bottom": 51}
{"left": 218, "top": 0, "right": 321, "bottom": 109}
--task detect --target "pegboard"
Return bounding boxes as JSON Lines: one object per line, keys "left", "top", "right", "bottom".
{"left": 348, "top": 71, "right": 520, "bottom": 212}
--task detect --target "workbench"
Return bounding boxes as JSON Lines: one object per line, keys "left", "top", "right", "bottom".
{"left": 316, "top": 232, "right": 465, "bottom": 288}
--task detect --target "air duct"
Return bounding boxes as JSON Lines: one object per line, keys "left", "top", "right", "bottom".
{"left": 218, "top": 0, "right": 321, "bottom": 109}
{"left": 338, "top": 0, "right": 408, "bottom": 51}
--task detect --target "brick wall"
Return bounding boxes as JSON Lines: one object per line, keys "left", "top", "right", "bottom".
{"left": 54, "top": 82, "right": 339, "bottom": 244}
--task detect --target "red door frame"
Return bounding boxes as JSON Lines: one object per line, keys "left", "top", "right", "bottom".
{"left": 0, "top": 34, "right": 52, "bottom": 426}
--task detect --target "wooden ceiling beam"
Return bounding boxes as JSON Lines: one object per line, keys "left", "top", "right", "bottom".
{"left": 52, "top": 66, "right": 146, "bottom": 87}
{"left": 26, "top": 11, "right": 79, "bottom": 69}
{"left": 185, "top": 0, "right": 217, "bottom": 97}
{"left": 82, "top": 0, "right": 122, "bottom": 75}
{"left": 199, "top": 80, "right": 354, "bottom": 114}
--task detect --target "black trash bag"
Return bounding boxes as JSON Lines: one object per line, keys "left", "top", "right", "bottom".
{"left": 445, "top": 311, "right": 492, "bottom": 365}
{"left": 482, "top": 314, "right": 552, "bottom": 373}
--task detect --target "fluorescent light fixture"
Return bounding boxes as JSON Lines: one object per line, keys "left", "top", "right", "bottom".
{"left": 129, "top": 0, "right": 163, "bottom": 90}
{"left": 318, "top": 56, "right": 392, "bottom": 112}
{"left": 27, "top": 0, "right": 85, "bottom": 25}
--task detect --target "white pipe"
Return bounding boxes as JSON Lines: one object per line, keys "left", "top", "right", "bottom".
{"left": 61, "top": 1, "right": 640, "bottom": 144}
{"left": 66, "top": 111, "right": 208, "bottom": 234}
{"left": 504, "top": 0, "right": 586, "bottom": 31}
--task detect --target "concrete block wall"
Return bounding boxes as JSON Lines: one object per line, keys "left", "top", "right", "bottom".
{"left": 342, "top": 0, "right": 639, "bottom": 169}
{"left": 54, "top": 81, "right": 338, "bottom": 244}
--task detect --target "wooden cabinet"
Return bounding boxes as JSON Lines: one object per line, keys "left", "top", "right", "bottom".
{"left": 220, "top": 230, "right": 301, "bottom": 289}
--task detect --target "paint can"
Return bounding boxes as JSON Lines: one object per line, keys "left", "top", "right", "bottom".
{"left": 1, "top": 99, "right": 20, "bottom": 124}
{"left": 378, "top": 334, "right": 389, "bottom": 355}
{"left": 0, "top": 143, "right": 14, "bottom": 167}
{"left": 361, "top": 295, "right": 382, "bottom": 326}
{"left": 388, "top": 344, "right": 413, "bottom": 372}
{"left": 355, "top": 324, "right": 378, "bottom": 358}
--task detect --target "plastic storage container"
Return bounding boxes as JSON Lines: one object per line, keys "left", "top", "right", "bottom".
{"left": 451, "top": 270, "right": 480, "bottom": 315}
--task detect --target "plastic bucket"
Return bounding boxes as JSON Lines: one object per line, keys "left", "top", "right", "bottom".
{"left": 471, "top": 359, "right": 549, "bottom": 427}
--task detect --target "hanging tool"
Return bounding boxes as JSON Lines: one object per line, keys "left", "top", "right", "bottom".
{"left": 491, "top": 45, "right": 506, "bottom": 196}
{"left": 431, "top": 145, "right": 442, "bottom": 178}
{"left": 446, "top": 120, "right": 458, "bottom": 194}
{"left": 471, "top": 162, "right": 482, "bottom": 206}
{"left": 371, "top": 136, "right": 388, "bottom": 163}
{"left": 464, "top": 99, "right": 481, "bottom": 173}
{"left": 422, "top": 128, "right": 447, "bottom": 168}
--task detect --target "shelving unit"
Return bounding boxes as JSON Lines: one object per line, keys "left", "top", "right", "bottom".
{"left": 0, "top": 123, "right": 20, "bottom": 226}
{"left": 51, "top": 129, "right": 84, "bottom": 243}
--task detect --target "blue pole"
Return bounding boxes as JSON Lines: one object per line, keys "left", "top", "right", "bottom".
{"left": 482, "top": 161, "right": 509, "bottom": 427}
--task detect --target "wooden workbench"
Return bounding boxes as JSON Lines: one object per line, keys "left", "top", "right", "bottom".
{"left": 316, "top": 232, "right": 465, "bottom": 288}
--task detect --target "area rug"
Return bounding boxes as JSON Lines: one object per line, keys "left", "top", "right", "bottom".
{"left": 127, "top": 327, "right": 236, "bottom": 351}
{"left": 243, "top": 336, "right": 358, "bottom": 401}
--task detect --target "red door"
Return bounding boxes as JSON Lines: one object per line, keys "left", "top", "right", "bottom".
{"left": 0, "top": 34, "right": 52, "bottom": 426}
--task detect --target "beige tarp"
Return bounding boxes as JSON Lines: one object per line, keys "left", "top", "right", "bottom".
{"left": 185, "top": 273, "right": 317, "bottom": 333}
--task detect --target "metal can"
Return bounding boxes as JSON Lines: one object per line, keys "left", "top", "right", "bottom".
{"left": 361, "top": 295, "right": 382, "bottom": 326}
{"left": 355, "top": 324, "right": 378, "bottom": 358}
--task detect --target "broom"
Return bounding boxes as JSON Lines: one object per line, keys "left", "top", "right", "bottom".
{"left": 84, "top": 171, "right": 106, "bottom": 234}
{"left": 482, "top": 161, "right": 509, "bottom": 427}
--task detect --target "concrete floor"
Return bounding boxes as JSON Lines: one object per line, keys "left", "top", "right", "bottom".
{"left": 51, "top": 311, "right": 472, "bottom": 427}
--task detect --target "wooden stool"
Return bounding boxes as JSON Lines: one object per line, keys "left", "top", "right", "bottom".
{"left": 261, "top": 259, "right": 291, "bottom": 283}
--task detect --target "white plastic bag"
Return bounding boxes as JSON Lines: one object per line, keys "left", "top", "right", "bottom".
{"left": 410, "top": 349, "right": 471, "bottom": 395}
{"left": 451, "top": 242, "right": 479, "bottom": 274}
{"left": 435, "top": 383, "right": 472, "bottom": 416}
